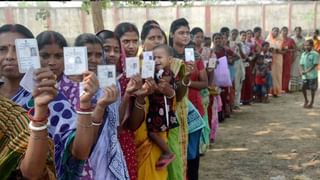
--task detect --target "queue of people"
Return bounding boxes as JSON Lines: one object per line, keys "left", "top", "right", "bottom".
{"left": 0, "top": 18, "right": 319, "bottom": 180}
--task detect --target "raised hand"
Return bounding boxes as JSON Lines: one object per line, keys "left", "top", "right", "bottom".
{"left": 33, "top": 67, "right": 58, "bottom": 107}
{"left": 185, "top": 61, "right": 195, "bottom": 77}
{"left": 157, "top": 78, "right": 174, "bottom": 97}
{"left": 134, "top": 78, "right": 157, "bottom": 97}
{"left": 80, "top": 71, "right": 99, "bottom": 108}
{"left": 97, "top": 85, "right": 119, "bottom": 108}
{"left": 125, "top": 74, "right": 143, "bottom": 95}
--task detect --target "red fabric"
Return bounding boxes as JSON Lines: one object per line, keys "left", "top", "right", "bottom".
{"left": 241, "top": 64, "right": 254, "bottom": 103}
{"left": 255, "top": 75, "right": 266, "bottom": 85}
{"left": 118, "top": 130, "right": 138, "bottom": 180}
{"left": 282, "top": 37, "right": 296, "bottom": 92}
{"left": 188, "top": 60, "right": 205, "bottom": 116}
{"left": 118, "top": 46, "right": 138, "bottom": 180}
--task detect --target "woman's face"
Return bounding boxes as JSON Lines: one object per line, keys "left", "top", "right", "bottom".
{"left": 103, "top": 38, "right": 120, "bottom": 66}
{"left": 213, "top": 35, "right": 222, "bottom": 47}
{"left": 240, "top": 33, "right": 246, "bottom": 42}
{"left": 246, "top": 31, "right": 253, "bottom": 40}
{"left": 120, "top": 31, "right": 139, "bottom": 57}
{"left": 192, "top": 31, "right": 204, "bottom": 47}
{"left": 39, "top": 43, "right": 64, "bottom": 77}
{"left": 172, "top": 26, "right": 190, "bottom": 47}
{"left": 86, "top": 43, "right": 103, "bottom": 74}
{"left": 281, "top": 28, "right": 288, "bottom": 37}
{"left": 272, "top": 28, "right": 279, "bottom": 38}
{"left": 295, "top": 28, "right": 302, "bottom": 37}
{"left": 143, "top": 28, "right": 164, "bottom": 51}
{"left": 254, "top": 30, "right": 261, "bottom": 38}
{"left": 0, "top": 32, "right": 25, "bottom": 79}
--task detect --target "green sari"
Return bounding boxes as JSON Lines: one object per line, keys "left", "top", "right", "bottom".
{"left": 168, "top": 59, "right": 189, "bottom": 180}
{"left": 200, "top": 89, "right": 211, "bottom": 154}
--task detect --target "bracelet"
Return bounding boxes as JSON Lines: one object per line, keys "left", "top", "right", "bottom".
{"left": 27, "top": 108, "right": 49, "bottom": 123}
{"left": 92, "top": 121, "right": 102, "bottom": 126}
{"left": 182, "top": 78, "right": 191, "bottom": 87}
{"left": 76, "top": 111, "right": 94, "bottom": 115}
{"left": 167, "top": 91, "right": 176, "bottom": 99}
{"left": 76, "top": 105, "right": 95, "bottom": 112}
{"left": 28, "top": 122, "right": 48, "bottom": 132}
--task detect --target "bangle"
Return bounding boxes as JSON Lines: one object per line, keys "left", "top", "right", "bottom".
{"left": 27, "top": 108, "right": 49, "bottom": 123}
{"left": 182, "top": 78, "right": 191, "bottom": 87}
{"left": 28, "top": 122, "right": 48, "bottom": 132}
{"left": 167, "top": 91, "right": 176, "bottom": 99}
{"left": 92, "top": 121, "right": 102, "bottom": 126}
{"left": 77, "top": 105, "right": 94, "bottom": 112}
{"left": 31, "top": 134, "right": 48, "bottom": 141}
{"left": 76, "top": 111, "right": 94, "bottom": 115}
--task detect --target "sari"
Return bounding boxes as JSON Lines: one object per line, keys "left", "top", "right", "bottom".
{"left": 291, "top": 36, "right": 305, "bottom": 91}
{"left": 135, "top": 98, "right": 168, "bottom": 180}
{"left": 89, "top": 85, "right": 129, "bottom": 180}
{"left": 59, "top": 73, "right": 129, "bottom": 180}
{"left": 168, "top": 58, "right": 188, "bottom": 180}
{"left": 281, "top": 37, "right": 296, "bottom": 92}
{"left": 12, "top": 88, "right": 85, "bottom": 179}
{"left": 0, "top": 96, "right": 55, "bottom": 180}
{"left": 266, "top": 34, "right": 284, "bottom": 96}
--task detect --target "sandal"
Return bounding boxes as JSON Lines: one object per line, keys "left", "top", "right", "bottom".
{"left": 155, "top": 154, "right": 176, "bottom": 170}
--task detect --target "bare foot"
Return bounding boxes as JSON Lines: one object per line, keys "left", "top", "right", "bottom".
{"left": 303, "top": 101, "right": 309, "bottom": 108}
{"left": 306, "top": 103, "right": 313, "bottom": 109}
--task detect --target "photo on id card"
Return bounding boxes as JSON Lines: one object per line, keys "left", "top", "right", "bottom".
{"left": 97, "top": 65, "right": 116, "bottom": 88}
{"left": 143, "top": 51, "right": 153, "bottom": 61}
{"left": 125, "top": 57, "right": 140, "bottom": 78}
{"left": 63, "top": 47, "right": 88, "bottom": 75}
{"left": 141, "top": 60, "right": 155, "bottom": 79}
{"left": 15, "top": 39, "right": 41, "bottom": 73}
{"left": 184, "top": 48, "right": 195, "bottom": 62}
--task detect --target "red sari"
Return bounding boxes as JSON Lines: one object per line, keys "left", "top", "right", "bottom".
{"left": 241, "top": 41, "right": 255, "bottom": 104}
{"left": 282, "top": 37, "right": 295, "bottom": 92}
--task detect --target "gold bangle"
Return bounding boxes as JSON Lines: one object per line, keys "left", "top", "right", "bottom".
{"left": 134, "top": 100, "right": 145, "bottom": 110}
{"left": 31, "top": 134, "right": 49, "bottom": 141}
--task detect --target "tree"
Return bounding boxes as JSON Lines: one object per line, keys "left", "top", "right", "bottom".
{"left": 91, "top": 1, "right": 104, "bottom": 33}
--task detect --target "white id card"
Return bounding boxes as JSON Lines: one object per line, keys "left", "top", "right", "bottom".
{"left": 141, "top": 60, "right": 155, "bottom": 79}
{"left": 143, "top": 51, "right": 153, "bottom": 61}
{"left": 64, "top": 47, "right": 88, "bottom": 75}
{"left": 97, "top": 65, "right": 116, "bottom": 88}
{"left": 19, "top": 67, "right": 36, "bottom": 93}
{"left": 15, "top": 39, "right": 41, "bottom": 73}
{"left": 185, "top": 48, "right": 195, "bottom": 62}
{"left": 125, "top": 57, "right": 140, "bottom": 78}
{"left": 208, "top": 57, "right": 217, "bottom": 68}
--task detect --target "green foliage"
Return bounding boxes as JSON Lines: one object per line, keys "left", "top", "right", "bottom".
{"left": 17, "top": 2, "right": 33, "bottom": 8}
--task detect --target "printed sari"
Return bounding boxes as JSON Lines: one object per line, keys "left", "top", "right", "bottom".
{"left": 12, "top": 88, "right": 85, "bottom": 179}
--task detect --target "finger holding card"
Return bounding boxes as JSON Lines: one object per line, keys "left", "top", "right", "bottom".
{"left": 80, "top": 71, "right": 99, "bottom": 107}
{"left": 97, "top": 85, "right": 119, "bottom": 107}
{"left": 125, "top": 57, "right": 140, "bottom": 78}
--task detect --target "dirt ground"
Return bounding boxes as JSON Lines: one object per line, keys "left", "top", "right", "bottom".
{"left": 200, "top": 78, "right": 320, "bottom": 180}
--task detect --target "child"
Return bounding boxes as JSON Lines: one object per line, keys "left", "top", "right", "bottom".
{"left": 300, "top": 39, "right": 319, "bottom": 108}
{"left": 253, "top": 55, "right": 269, "bottom": 103}
{"left": 146, "top": 44, "right": 178, "bottom": 169}
{"left": 261, "top": 41, "right": 273, "bottom": 101}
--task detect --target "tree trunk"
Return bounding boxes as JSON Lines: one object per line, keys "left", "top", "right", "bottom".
{"left": 91, "top": 1, "right": 104, "bottom": 33}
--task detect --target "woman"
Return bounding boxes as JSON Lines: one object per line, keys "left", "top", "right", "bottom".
{"left": 266, "top": 27, "right": 284, "bottom": 97}
{"left": 240, "top": 31, "right": 254, "bottom": 105}
{"left": 0, "top": 24, "right": 100, "bottom": 179}
{"left": 170, "top": 18, "right": 208, "bottom": 180}
{"left": 212, "top": 33, "right": 239, "bottom": 118}
{"left": 0, "top": 69, "right": 57, "bottom": 179}
{"left": 281, "top": 26, "right": 296, "bottom": 92}
{"left": 291, "top": 27, "right": 305, "bottom": 92}
{"left": 114, "top": 23, "right": 158, "bottom": 180}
